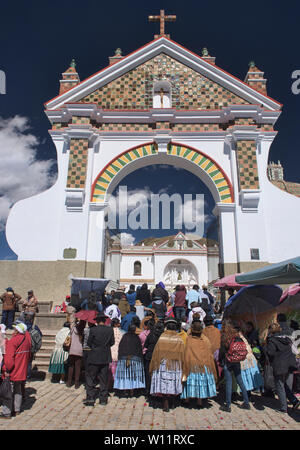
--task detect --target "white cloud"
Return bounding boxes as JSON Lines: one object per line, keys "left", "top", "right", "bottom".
{"left": 0, "top": 116, "right": 56, "bottom": 231}
{"left": 120, "top": 232, "right": 136, "bottom": 246}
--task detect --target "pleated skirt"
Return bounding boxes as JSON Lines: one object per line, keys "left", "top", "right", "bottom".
{"left": 181, "top": 366, "right": 217, "bottom": 399}
{"left": 150, "top": 359, "right": 182, "bottom": 396}
{"left": 241, "top": 360, "right": 264, "bottom": 391}
{"left": 48, "top": 348, "right": 69, "bottom": 374}
{"left": 113, "top": 356, "right": 145, "bottom": 390}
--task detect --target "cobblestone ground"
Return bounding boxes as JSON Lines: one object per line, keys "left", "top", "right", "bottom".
{"left": 0, "top": 379, "right": 299, "bottom": 430}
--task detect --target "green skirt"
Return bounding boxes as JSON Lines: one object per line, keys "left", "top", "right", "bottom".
{"left": 48, "top": 348, "right": 69, "bottom": 374}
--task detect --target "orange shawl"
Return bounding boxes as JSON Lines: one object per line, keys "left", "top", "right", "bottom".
{"left": 149, "top": 330, "right": 185, "bottom": 373}
{"left": 183, "top": 334, "right": 217, "bottom": 381}
{"left": 202, "top": 325, "right": 221, "bottom": 354}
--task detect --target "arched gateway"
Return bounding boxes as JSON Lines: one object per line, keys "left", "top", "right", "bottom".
{"left": 3, "top": 29, "right": 300, "bottom": 300}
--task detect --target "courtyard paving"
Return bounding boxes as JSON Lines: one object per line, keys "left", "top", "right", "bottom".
{"left": 0, "top": 378, "right": 299, "bottom": 431}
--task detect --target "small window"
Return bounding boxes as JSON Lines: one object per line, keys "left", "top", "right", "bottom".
{"left": 250, "top": 248, "right": 260, "bottom": 260}
{"left": 134, "top": 261, "right": 142, "bottom": 275}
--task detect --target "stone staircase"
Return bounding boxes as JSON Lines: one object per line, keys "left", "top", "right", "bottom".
{"left": 33, "top": 329, "right": 57, "bottom": 374}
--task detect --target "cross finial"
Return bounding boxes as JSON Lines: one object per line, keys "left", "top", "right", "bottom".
{"left": 148, "top": 9, "right": 176, "bottom": 39}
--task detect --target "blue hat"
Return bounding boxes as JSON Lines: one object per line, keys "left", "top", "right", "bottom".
{"left": 6, "top": 287, "right": 13, "bottom": 292}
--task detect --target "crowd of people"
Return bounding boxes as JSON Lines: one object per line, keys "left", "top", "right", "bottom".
{"left": 0, "top": 283, "right": 299, "bottom": 418}
{"left": 48, "top": 283, "right": 299, "bottom": 414}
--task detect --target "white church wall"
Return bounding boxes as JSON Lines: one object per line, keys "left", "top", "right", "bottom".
{"left": 6, "top": 138, "right": 67, "bottom": 260}
{"left": 120, "top": 254, "right": 154, "bottom": 281}
{"left": 153, "top": 254, "right": 208, "bottom": 286}
{"left": 259, "top": 139, "right": 300, "bottom": 262}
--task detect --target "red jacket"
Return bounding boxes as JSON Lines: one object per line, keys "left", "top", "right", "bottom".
{"left": 3, "top": 332, "right": 31, "bottom": 381}
{"left": 174, "top": 286, "right": 187, "bottom": 308}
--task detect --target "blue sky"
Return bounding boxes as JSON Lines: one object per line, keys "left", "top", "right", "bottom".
{"left": 1, "top": 0, "right": 300, "bottom": 259}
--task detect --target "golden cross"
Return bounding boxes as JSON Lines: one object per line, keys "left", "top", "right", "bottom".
{"left": 148, "top": 9, "right": 176, "bottom": 39}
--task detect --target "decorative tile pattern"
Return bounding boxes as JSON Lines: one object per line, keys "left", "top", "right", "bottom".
{"left": 91, "top": 143, "right": 234, "bottom": 203}
{"left": 80, "top": 54, "right": 250, "bottom": 110}
{"left": 173, "top": 123, "right": 221, "bottom": 132}
{"left": 155, "top": 121, "right": 171, "bottom": 130}
{"left": 52, "top": 123, "right": 63, "bottom": 130}
{"left": 72, "top": 116, "right": 91, "bottom": 125}
{"left": 236, "top": 140, "right": 260, "bottom": 190}
{"left": 92, "top": 143, "right": 157, "bottom": 202}
{"left": 167, "top": 144, "right": 233, "bottom": 202}
{"left": 66, "top": 138, "right": 89, "bottom": 188}
{"left": 270, "top": 180, "right": 300, "bottom": 198}
{"left": 100, "top": 123, "right": 152, "bottom": 132}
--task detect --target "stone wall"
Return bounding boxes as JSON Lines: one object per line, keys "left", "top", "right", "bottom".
{"left": 0, "top": 260, "right": 104, "bottom": 304}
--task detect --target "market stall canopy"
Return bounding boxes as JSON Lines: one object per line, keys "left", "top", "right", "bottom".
{"left": 223, "top": 284, "right": 283, "bottom": 318}
{"left": 214, "top": 273, "right": 248, "bottom": 289}
{"left": 279, "top": 283, "right": 300, "bottom": 311}
{"left": 235, "top": 257, "right": 300, "bottom": 285}
{"left": 70, "top": 277, "right": 110, "bottom": 310}
{"left": 71, "top": 277, "right": 110, "bottom": 298}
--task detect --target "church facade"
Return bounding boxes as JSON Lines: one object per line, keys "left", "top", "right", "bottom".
{"left": 104, "top": 232, "right": 219, "bottom": 290}
{"left": 3, "top": 14, "right": 300, "bottom": 300}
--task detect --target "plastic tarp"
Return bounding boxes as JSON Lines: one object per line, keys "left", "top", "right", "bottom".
{"left": 235, "top": 257, "right": 300, "bottom": 285}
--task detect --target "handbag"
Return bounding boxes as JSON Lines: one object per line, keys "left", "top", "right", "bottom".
{"left": 0, "top": 378, "right": 13, "bottom": 408}
{"left": 263, "top": 354, "right": 275, "bottom": 391}
{"left": 63, "top": 333, "right": 71, "bottom": 352}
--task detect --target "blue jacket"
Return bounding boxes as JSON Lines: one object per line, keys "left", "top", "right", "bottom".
{"left": 121, "top": 311, "right": 137, "bottom": 332}
{"left": 126, "top": 292, "right": 137, "bottom": 306}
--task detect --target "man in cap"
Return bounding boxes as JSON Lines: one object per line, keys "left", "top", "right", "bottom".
{"left": 0, "top": 287, "right": 22, "bottom": 330}
{"left": 1, "top": 322, "right": 31, "bottom": 418}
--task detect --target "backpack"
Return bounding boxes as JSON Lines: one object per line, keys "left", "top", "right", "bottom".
{"left": 30, "top": 327, "right": 42, "bottom": 354}
{"left": 226, "top": 337, "right": 248, "bottom": 363}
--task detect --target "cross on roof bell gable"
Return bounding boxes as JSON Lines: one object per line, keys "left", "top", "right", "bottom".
{"left": 148, "top": 9, "right": 176, "bottom": 39}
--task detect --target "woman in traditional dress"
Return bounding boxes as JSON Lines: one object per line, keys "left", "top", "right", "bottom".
{"left": 218, "top": 320, "right": 250, "bottom": 412}
{"left": 48, "top": 322, "right": 71, "bottom": 383}
{"left": 238, "top": 327, "right": 264, "bottom": 400}
{"left": 144, "top": 321, "right": 165, "bottom": 400}
{"left": 149, "top": 318, "right": 185, "bottom": 412}
{"left": 139, "top": 318, "right": 155, "bottom": 354}
{"left": 108, "top": 318, "right": 123, "bottom": 389}
{"left": 181, "top": 321, "right": 217, "bottom": 407}
{"left": 66, "top": 319, "right": 85, "bottom": 389}
{"left": 113, "top": 324, "right": 145, "bottom": 397}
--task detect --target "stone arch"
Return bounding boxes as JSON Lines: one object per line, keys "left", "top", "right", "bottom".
{"left": 163, "top": 258, "right": 199, "bottom": 288}
{"left": 91, "top": 142, "right": 234, "bottom": 204}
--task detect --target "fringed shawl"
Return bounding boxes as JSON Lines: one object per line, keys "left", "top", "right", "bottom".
{"left": 202, "top": 325, "right": 221, "bottom": 354}
{"left": 183, "top": 334, "right": 217, "bottom": 381}
{"left": 149, "top": 330, "right": 185, "bottom": 373}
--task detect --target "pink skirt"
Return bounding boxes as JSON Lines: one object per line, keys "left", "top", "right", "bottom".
{"left": 108, "top": 361, "right": 118, "bottom": 388}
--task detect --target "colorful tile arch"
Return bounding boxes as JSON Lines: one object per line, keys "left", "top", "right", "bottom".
{"left": 91, "top": 143, "right": 234, "bottom": 203}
